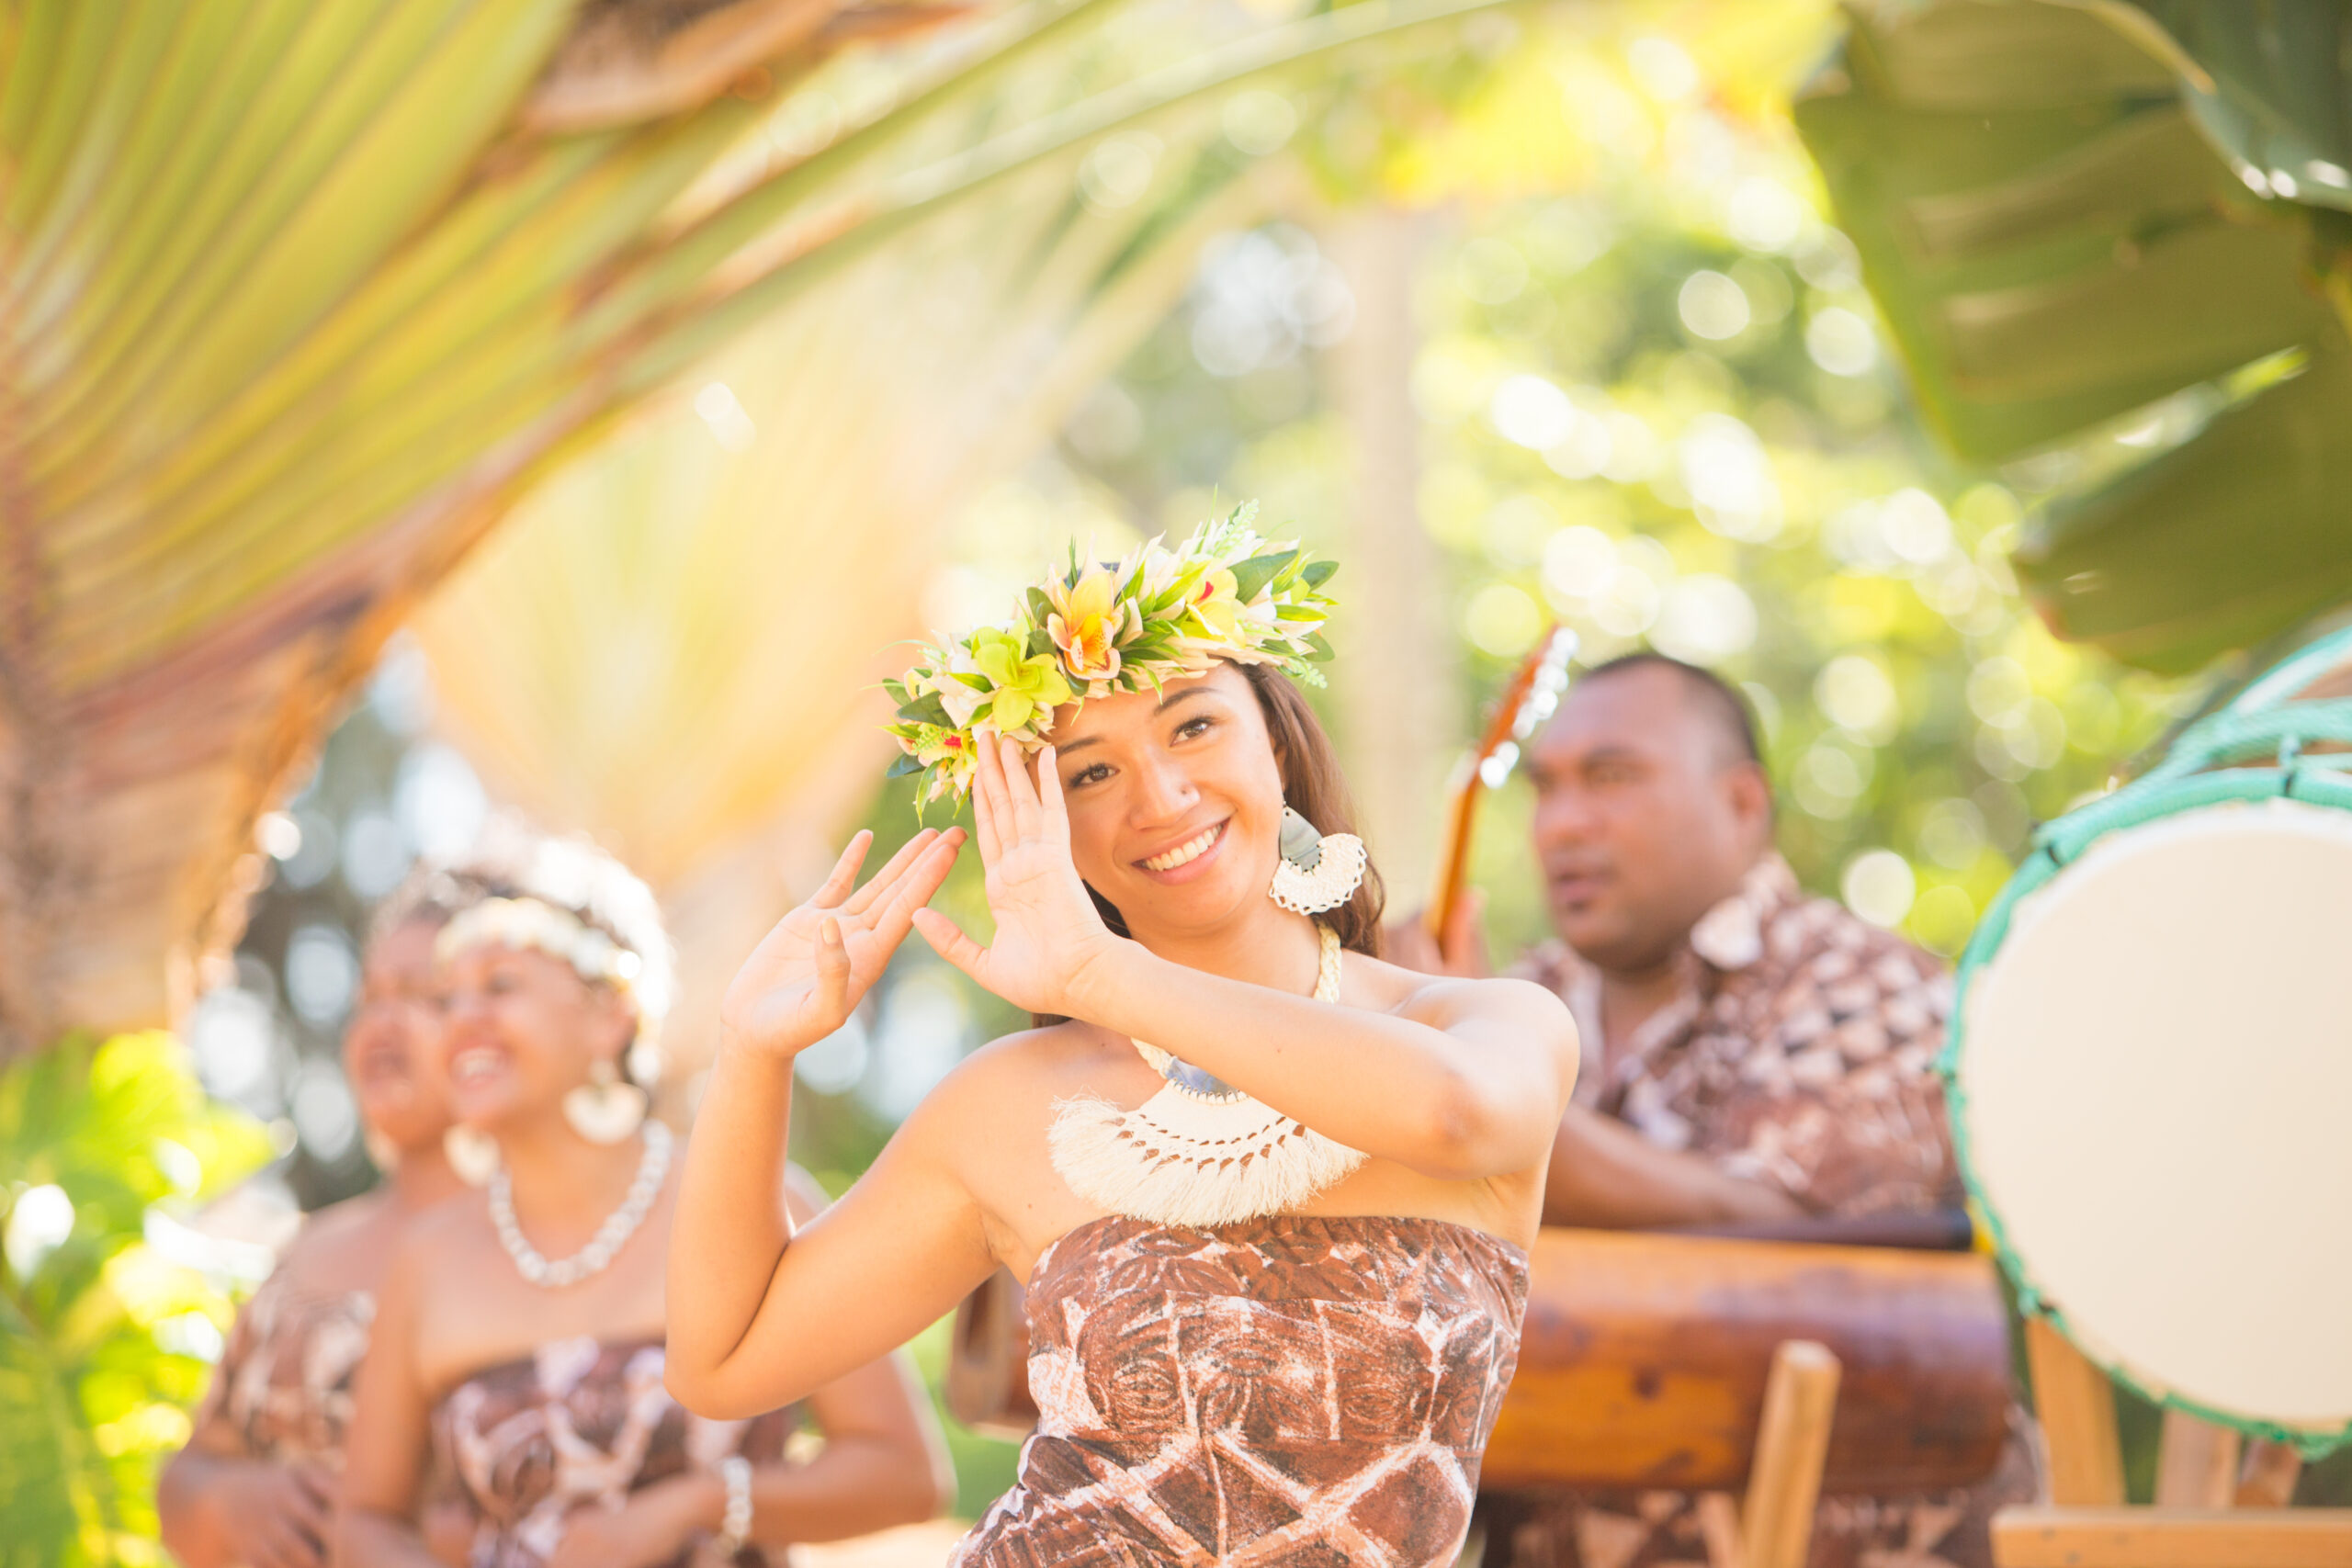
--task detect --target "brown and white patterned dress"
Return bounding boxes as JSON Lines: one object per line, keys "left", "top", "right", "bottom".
{"left": 955, "top": 1213, "right": 1530, "bottom": 1567}
{"left": 196, "top": 1270, "right": 377, "bottom": 1467}
{"left": 1487, "top": 853, "right": 2041, "bottom": 1568}
{"left": 431, "top": 1337, "right": 797, "bottom": 1568}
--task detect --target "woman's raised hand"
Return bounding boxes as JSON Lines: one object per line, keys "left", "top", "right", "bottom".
{"left": 913, "top": 737, "right": 1124, "bottom": 1018}
{"left": 718, "top": 828, "right": 963, "bottom": 1060}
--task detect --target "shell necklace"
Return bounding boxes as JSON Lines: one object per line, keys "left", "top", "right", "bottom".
{"left": 490, "top": 1120, "right": 672, "bottom": 1289}
{"left": 1047, "top": 924, "right": 1367, "bottom": 1227}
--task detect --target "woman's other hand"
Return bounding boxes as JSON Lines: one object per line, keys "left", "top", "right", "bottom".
{"left": 543, "top": 1473, "right": 720, "bottom": 1568}
{"left": 913, "top": 738, "right": 1124, "bottom": 1018}
{"left": 719, "top": 828, "right": 962, "bottom": 1059}
{"left": 215, "top": 1460, "right": 335, "bottom": 1568}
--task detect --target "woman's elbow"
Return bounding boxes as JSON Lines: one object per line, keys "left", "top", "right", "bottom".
{"left": 663, "top": 1357, "right": 756, "bottom": 1421}
{"left": 1408, "top": 1077, "right": 1544, "bottom": 1180}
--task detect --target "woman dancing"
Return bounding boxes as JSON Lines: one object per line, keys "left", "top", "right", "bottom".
{"left": 340, "top": 829, "right": 947, "bottom": 1568}
{"left": 162, "top": 870, "right": 481, "bottom": 1568}
{"left": 669, "top": 511, "right": 1578, "bottom": 1565}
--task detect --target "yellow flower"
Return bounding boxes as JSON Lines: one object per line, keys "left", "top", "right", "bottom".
{"left": 1186, "top": 565, "right": 1244, "bottom": 642}
{"left": 1046, "top": 566, "right": 1133, "bottom": 683}
{"left": 969, "top": 627, "right": 1071, "bottom": 734}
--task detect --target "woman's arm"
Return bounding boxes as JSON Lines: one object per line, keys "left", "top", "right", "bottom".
{"left": 666, "top": 829, "right": 996, "bottom": 1419}
{"left": 711, "top": 1168, "right": 956, "bottom": 1540}
{"left": 1073, "top": 953, "right": 1570, "bottom": 1181}
{"left": 337, "top": 1228, "right": 452, "bottom": 1568}
{"left": 913, "top": 738, "right": 1578, "bottom": 1181}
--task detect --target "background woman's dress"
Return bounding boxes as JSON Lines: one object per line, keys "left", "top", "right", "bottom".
{"left": 431, "top": 1336, "right": 797, "bottom": 1568}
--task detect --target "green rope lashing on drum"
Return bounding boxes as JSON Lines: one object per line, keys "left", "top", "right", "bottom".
{"left": 2153, "top": 699, "right": 2352, "bottom": 781}
{"left": 1944, "top": 649, "right": 2352, "bottom": 1460}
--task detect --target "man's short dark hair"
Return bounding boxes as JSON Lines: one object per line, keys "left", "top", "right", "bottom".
{"left": 1580, "top": 651, "right": 1763, "bottom": 770}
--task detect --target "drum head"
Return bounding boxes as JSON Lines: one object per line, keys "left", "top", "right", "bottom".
{"left": 1957, "top": 797, "right": 2352, "bottom": 1439}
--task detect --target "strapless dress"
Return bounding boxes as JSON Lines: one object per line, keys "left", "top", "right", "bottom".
{"left": 202, "top": 1273, "right": 375, "bottom": 1467}
{"left": 954, "top": 1213, "right": 1530, "bottom": 1567}
{"left": 430, "top": 1336, "right": 797, "bottom": 1568}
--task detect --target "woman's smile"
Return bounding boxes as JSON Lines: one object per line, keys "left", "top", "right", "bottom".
{"left": 445, "top": 1034, "right": 516, "bottom": 1103}
{"left": 1135, "top": 818, "right": 1230, "bottom": 882}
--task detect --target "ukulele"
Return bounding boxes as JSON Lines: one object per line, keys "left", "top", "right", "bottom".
{"left": 1424, "top": 625, "right": 1579, "bottom": 947}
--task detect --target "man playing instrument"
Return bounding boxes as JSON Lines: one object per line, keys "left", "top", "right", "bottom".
{"left": 1400, "top": 651, "right": 2038, "bottom": 1568}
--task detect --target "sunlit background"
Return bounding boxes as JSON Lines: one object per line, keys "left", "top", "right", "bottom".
{"left": 30, "top": 0, "right": 2352, "bottom": 1546}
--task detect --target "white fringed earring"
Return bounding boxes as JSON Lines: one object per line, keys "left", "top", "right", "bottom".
{"left": 1268, "top": 806, "right": 1367, "bottom": 916}
{"left": 443, "top": 1125, "right": 501, "bottom": 1188}
{"left": 562, "top": 1058, "right": 649, "bottom": 1145}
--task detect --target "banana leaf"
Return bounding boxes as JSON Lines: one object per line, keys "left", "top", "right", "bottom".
{"left": 1795, "top": 0, "right": 2352, "bottom": 672}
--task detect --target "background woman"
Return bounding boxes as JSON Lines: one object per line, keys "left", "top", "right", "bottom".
{"left": 161, "top": 869, "right": 481, "bottom": 1568}
{"left": 340, "top": 829, "right": 948, "bottom": 1568}
{"left": 667, "top": 514, "right": 1579, "bottom": 1565}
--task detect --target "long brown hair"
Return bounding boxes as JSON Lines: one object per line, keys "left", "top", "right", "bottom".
{"left": 1075, "top": 660, "right": 1386, "bottom": 958}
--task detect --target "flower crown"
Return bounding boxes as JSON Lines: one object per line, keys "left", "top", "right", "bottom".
{"left": 886, "top": 504, "right": 1338, "bottom": 807}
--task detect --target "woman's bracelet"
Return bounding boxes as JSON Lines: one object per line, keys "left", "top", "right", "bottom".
{"left": 715, "top": 1456, "right": 753, "bottom": 1556}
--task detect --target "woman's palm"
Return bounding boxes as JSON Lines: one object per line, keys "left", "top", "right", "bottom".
{"left": 720, "top": 829, "right": 961, "bottom": 1057}
{"left": 912, "top": 738, "right": 1122, "bottom": 1017}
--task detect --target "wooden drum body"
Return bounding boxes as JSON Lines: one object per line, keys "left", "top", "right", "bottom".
{"left": 1483, "top": 1228, "right": 2008, "bottom": 1493}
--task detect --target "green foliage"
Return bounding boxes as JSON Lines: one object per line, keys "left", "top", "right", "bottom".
{"left": 0, "top": 1033, "right": 271, "bottom": 1567}
{"left": 1795, "top": 0, "right": 2352, "bottom": 673}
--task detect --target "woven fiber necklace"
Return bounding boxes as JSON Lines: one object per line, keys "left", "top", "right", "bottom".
{"left": 1048, "top": 923, "right": 1367, "bottom": 1227}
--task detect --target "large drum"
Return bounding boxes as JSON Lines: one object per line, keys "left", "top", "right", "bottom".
{"left": 1949, "top": 627, "right": 2352, "bottom": 1452}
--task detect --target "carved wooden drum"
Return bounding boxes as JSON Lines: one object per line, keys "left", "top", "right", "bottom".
{"left": 1949, "top": 628, "right": 2352, "bottom": 1450}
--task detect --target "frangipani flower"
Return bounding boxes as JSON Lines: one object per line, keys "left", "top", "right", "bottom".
{"left": 969, "top": 626, "right": 1071, "bottom": 734}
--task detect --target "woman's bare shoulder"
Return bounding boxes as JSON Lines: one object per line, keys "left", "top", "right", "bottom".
{"left": 943, "top": 1018, "right": 1116, "bottom": 1092}
{"left": 897, "top": 1018, "right": 1125, "bottom": 1147}
{"left": 269, "top": 1188, "right": 401, "bottom": 1292}
{"left": 379, "top": 1189, "right": 492, "bottom": 1275}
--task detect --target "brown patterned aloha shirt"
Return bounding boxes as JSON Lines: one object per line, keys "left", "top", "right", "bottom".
{"left": 1487, "top": 853, "right": 2041, "bottom": 1568}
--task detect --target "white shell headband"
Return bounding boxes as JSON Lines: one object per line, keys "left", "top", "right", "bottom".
{"left": 437, "top": 897, "right": 663, "bottom": 1053}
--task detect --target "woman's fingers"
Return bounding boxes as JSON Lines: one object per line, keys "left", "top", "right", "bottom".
{"left": 1001, "top": 735, "right": 1042, "bottom": 840}
{"left": 809, "top": 830, "right": 873, "bottom": 909}
{"left": 911, "top": 907, "right": 989, "bottom": 982}
{"left": 975, "top": 728, "right": 1015, "bottom": 846}
{"left": 889, "top": 831, "right": 964, "bottom": 925}
{"left": 1035, "top": 744, "right": 1069, "bottom": 839}
{"left": 814, "top": 916, "right": 854, "bottom": 1023}
{"left": 842, "top": 828, "right": 938, "bottom": 918}
{"left": 969, "top": 757, "right": 1003, "bottom": 867}
{"left": 864, "top": 832, "right": 963, "bottom": 949}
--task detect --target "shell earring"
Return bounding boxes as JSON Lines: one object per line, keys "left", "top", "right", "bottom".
{"left": 1268, "top": 806, "right": 1368, "bottom": 916}
{"left": 443, "top": 1125, "right": 501, "bottom": 1188}
{"left": 562, "top": 1058, "right": 649, "bottom": 1145}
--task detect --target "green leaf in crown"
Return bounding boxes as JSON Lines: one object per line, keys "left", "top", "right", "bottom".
{"left": 888, "top": 506, "right": 1340, "bottom": 808}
